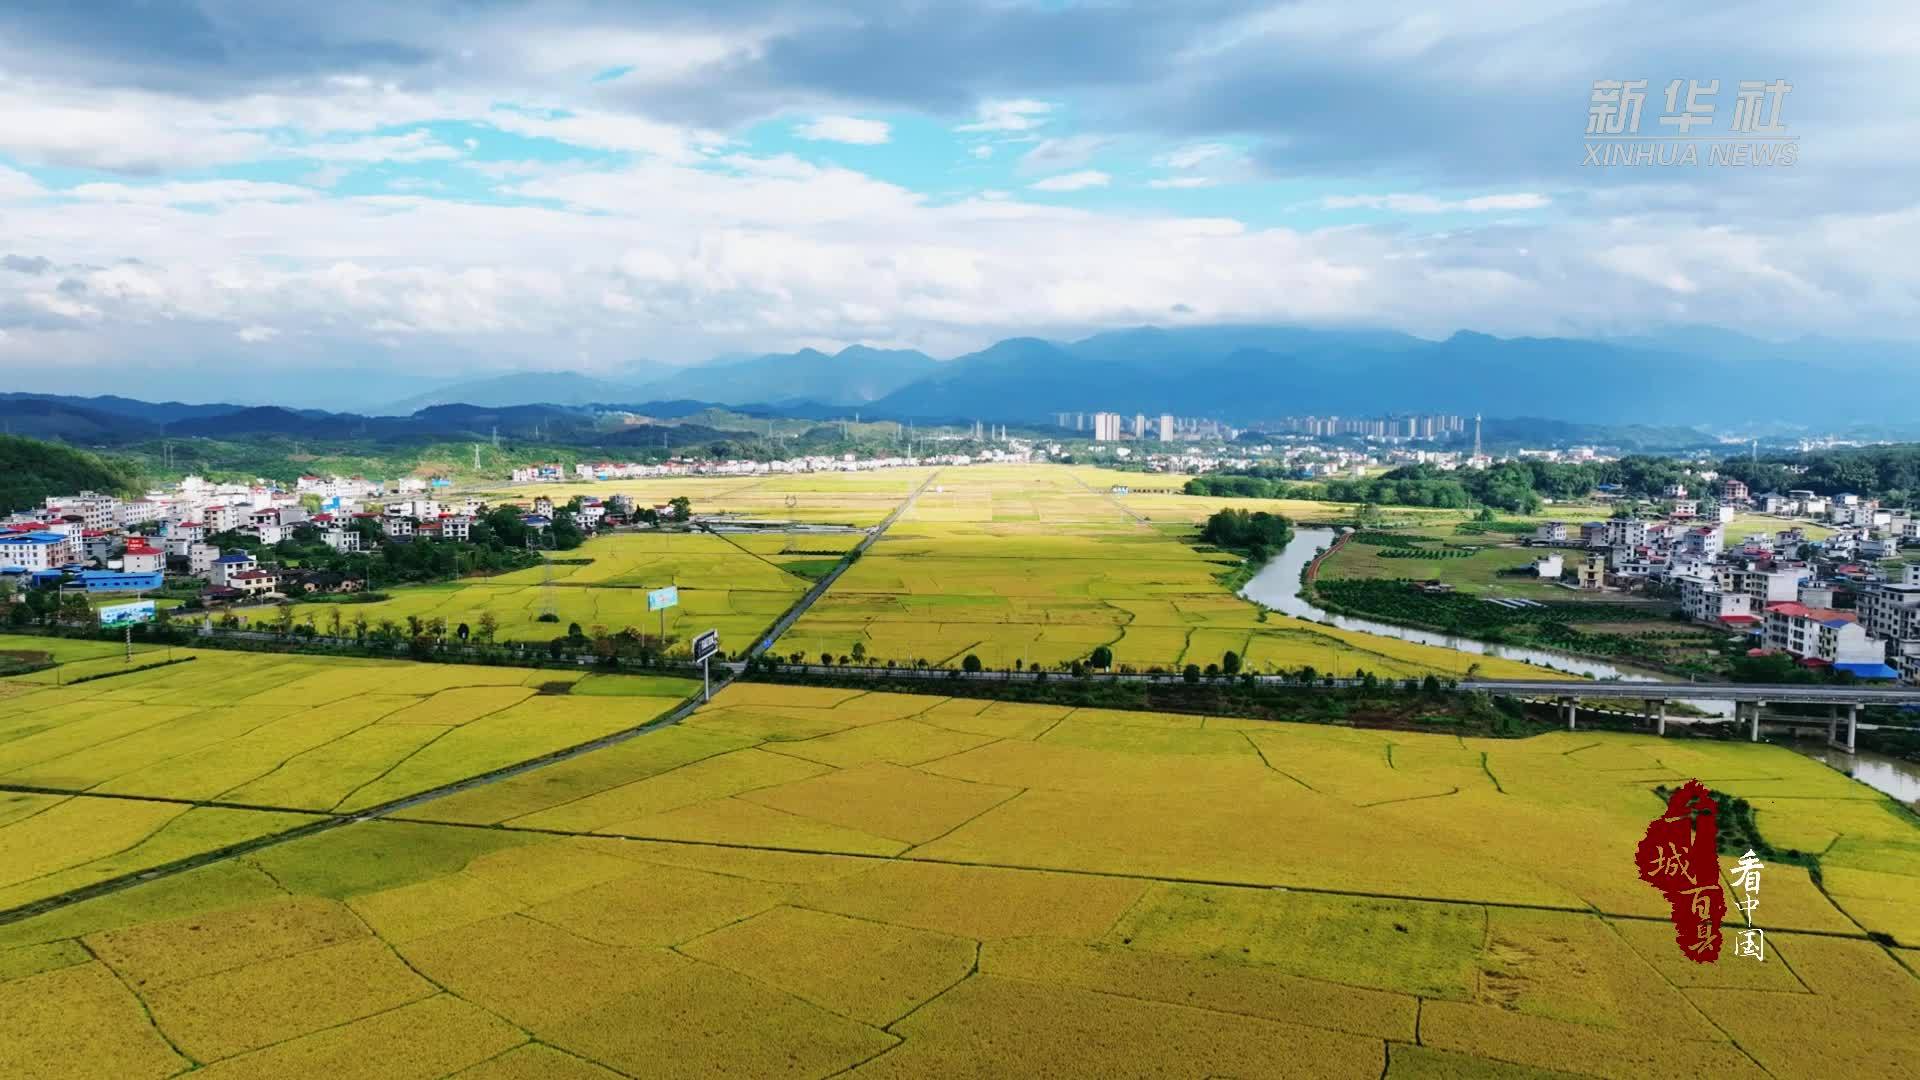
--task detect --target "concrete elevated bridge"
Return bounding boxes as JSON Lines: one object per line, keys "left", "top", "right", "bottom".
{"left": 1459, "top": 680, "right": 1920, "bottom": 752}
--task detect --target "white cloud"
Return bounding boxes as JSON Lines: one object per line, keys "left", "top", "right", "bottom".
{"left": 0, "top": 165, "right": 42, "bottom": 200}
{"left": 1029, "top": 170, "right": 1110, "bottom": 192}
{"left": 1018, "top": 135, "right": 1108, "bottom": 175}
{"left": 956, "top": 99, "right": 1055, "bottom": 133}
{"left": 794, "top": 116, "right": 891, "bottom": 145}
{"left": 236, "top": 325, "right": 280, "bottom": 343}
{"left": 0, "top": 80, "right": 273, "bottom": 172}
{"left": 969, "top": 145, "right": 994, "bottom": 160}
{"left": 1155, "top": 143, "right": 1234, "bottom": 170}
{"left": 483, "top": 107, "right": 722, "bottom": 161}
{"left": 1148, "top": 177, "right": 1217, "bottom": 189}
{"left": 295, "top": 130, "right": 461, "bottom": 163}
{"left": 69, "top": 181, "right": 316, "bottom": 206}
{"left": 1322, "top": 192, "right": 1551, "bottom": 213}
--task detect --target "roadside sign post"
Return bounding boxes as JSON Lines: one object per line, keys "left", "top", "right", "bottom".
{"left": 98, "top": 600, "right": 156, "bottom": 663}
{"left": 648, "top": 586, "right": 679, "bottom": 647}
{"left": 692, "top": 629, "right": 719, "bottom": 702}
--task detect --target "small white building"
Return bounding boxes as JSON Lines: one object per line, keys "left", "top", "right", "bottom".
{"left": 210, "top": 551, "right": 259, "bottom": 588}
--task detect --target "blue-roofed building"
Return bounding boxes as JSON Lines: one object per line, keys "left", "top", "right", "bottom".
{"left": 210, "top": 550, "right": 260, "bottom": 588}
{"left": 74, "top": 570, "right": 165, "bottom": 593}
{"left": 1833, "top": 661, "right": 1900, "bottom": 680}
{"left": 0, "top": 531, "right": 76, "bottom": 572}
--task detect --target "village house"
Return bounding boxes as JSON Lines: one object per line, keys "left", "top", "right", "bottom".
{"left": 1762, "top": 603, "right": 1893, "bottom": 676}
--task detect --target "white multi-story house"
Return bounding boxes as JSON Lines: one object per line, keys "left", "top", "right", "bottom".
{"left": 189, "top": 543, "right": 221, "bottom": 577}
{"left": 322, "top": 529, "right": 364, "bottom": 555}
{"left": 1604, "top": 519, "right": 1649, "bottom": 548}
{"left": 45, "top": 492, "right": 122, "bottom": 532}
{"left": 1858, "top": 570, "right": 1920, "bottom": 644}
{"left": 0, "top": 531, "right": 74, "bottom": 571}
{"left": 1733, "top": 566, "right": 1806, "bottom": 605}
{"left": 1763, "top": 603, "right": 1887, "bottom": 668}
{"left": 1679, "top": 526, "right": 1724, "bottom": 560}
{"left": 120, "top": 538, "right": 164, "bottom": 575}
{"left": 1533, "top": 521, "right": 1568, "bottom": 544}
{"left": 210, "top": 551, "right": 259, "bottom": 588}
{"left": 1679, "top": 573, "right": 1750, "bottom": 626}
{"left": 225, "top": 568, "right": 279, "bottom": 599}
{"left": 1858, "top": 534, "right": 1900, "bottom": 560}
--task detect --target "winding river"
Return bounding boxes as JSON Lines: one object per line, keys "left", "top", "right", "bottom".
{"left": 1239, "top": 527, "right": 1660, "bottom": 681}
{"left": 1241, "top": 526, "right": 1920, "bottom": 805}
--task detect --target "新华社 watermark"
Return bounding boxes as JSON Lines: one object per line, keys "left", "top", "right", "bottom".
{"left": 1584, "top": 79, "right": 1797, "bottom": 167}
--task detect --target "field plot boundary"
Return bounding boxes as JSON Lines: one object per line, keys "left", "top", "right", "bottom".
{"left": 0, "top": 674, "right": 729, "bottom": 927}
{"left": 748, "top": 469, "right": 941, "bottom": 658}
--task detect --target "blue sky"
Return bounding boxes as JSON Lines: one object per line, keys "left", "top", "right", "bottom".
{"left": 0, "top": 1, "right": 1914, "bottom": 406}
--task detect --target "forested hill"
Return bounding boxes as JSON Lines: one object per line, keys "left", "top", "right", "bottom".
{"left": 0, "top": 435, "right": 143, "bottom": 515}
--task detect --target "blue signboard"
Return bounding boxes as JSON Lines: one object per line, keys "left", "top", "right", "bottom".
{"left": 98, "top": 600, "right": 157, "bottom": 628}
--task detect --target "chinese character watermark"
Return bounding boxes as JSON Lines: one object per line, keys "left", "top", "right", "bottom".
{"left": 1636, "top": 781, "right": 1726, "bottom": 963}
{"left": 1728, "top": 849, "right": 1764, "bottom": 961}
{"left": 1583, "top": 79, "right": 1797, "bottom": 167}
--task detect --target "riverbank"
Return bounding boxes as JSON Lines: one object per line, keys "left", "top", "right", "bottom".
{"left": 1241, "top": 526, "right": 1675, "bottom": 682}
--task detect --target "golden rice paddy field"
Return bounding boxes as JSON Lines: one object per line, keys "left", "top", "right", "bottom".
{"left": 0, "top": 641, "right": 696, "bottom": 911}
{"left": 775, "top": 464, "right": 1551, "bottom": 678}
{"left": 3, "top": 680, "right": 1914, "bottom": 1078}
{"left": 319, "top": 531, "right": 826, "bottom": 653}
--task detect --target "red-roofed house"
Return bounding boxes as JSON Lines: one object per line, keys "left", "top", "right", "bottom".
{"left": 1763, "top": 602, "right": 1885, "bottom": 666}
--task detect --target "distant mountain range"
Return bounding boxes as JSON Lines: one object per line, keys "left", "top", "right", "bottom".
{"left": 384, "top": 345, "right": 938, "bottom": 413}
{"left": 865, "top": 326, "right": 1920, "bottom": 424}
{"left": 7, "top": 325, "right": 1920, "bottom": 442}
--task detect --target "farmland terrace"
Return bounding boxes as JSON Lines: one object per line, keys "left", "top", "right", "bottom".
{"left": 1, "top": 646, "right": 1916, "bottom": 1078}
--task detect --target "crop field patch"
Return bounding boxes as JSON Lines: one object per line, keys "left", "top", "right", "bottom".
{"left": 771, "top": 467, "right": 1557, "bottom": 678}
{"left": 681, "top": 904, "right": 976, "bottom": 1025}
{"left": 400, "top": 912, "right": 689, "bottom": 1031}
{"left": 739, "top": 760, "right": 1021, "bottom": 845}
{"left": 139, "top": 936, "right": 436, "bottom": 1061}
{"left": 0, "top": 799, "right": 322, "bottom": 911}
{"left": 864, "top": 974, "right": 1386, "bottom": 1079}
{"left": 0, "top": 960, "right": 188, "bottom": 1079}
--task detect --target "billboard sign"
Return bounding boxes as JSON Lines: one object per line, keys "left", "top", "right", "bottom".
{"left": 692, "top": 629, "right": 720, "bottom": 664}
{"left": 647, "top": 586, "right": 679, "bottom": 612}
{"left": 98, "top": 600, "right": 156, "bottom": 628}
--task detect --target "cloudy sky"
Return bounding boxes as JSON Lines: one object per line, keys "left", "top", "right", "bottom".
{"left": 1, "top": 0, "right": 1915, "bottom": 405}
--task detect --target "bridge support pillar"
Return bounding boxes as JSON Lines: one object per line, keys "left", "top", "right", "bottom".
{"left": 1828, "top": 704, "right": 1839, "bottom": 748}
{"left": 1847, "top": 704, "right": 1859, "bottom": 754}
{"left": 1751, "top": 700, "right": 1765, "bottom": 743}
{"left": 1563, "top": 697, "right": 1576, "bottom": 731}
{"left": 1655, "top": 699, "right": 1666, "bottom": 737}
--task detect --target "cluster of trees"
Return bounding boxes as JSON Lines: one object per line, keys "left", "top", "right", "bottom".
{"left": 1719, "top": 445, "right": 1920, "bottom": 507}
{"left": 1200, "top": 447, "right": 1920, "bottom": 517}
{"left": 1198, "top": 507, "right": 1293, "bottom": 558}
{"left": 1183, "top": 473, "right": 1307, "bottom": 499}
{"left": 2, "top": 583, "right": 120, "bottom": 629}
{"left": 0, "top": 434, "right": 141, "bottom": 515}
